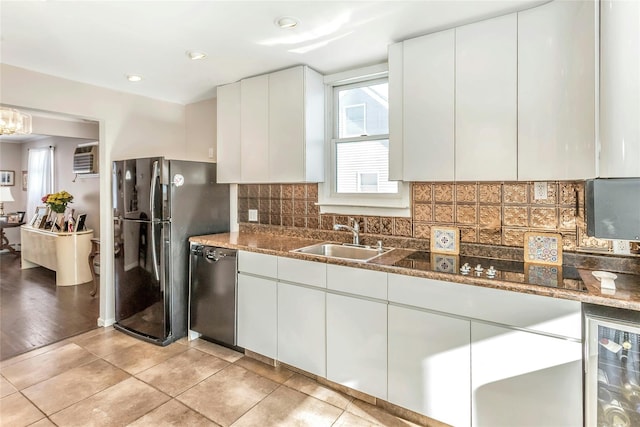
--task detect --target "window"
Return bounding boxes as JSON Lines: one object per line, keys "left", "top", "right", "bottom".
{"left": 333, "top": 79, "right": 397, "bottom": 195}
{"left": 318, "top": 65, "right": 409, "bottom": 216}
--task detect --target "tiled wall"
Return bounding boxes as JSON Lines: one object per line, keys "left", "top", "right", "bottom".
{"left": 238, "top": 181, "right": 633, "bottom": 252}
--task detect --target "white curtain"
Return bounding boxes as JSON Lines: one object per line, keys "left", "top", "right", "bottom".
{"left": 26, "top": 147, "right": 54, "bottom": 221}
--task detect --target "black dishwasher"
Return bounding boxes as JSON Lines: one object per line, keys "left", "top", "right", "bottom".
{"left": 189, "top": 244, "right": 238, "bottom": 348}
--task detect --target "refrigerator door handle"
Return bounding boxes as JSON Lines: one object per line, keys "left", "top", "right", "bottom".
{"left": 150, "top": 160, "right": 160, "bottom": 282}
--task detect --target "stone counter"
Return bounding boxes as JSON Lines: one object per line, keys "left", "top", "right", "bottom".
{"left": 190, "top": 232, "right": 640, "bottom": 311}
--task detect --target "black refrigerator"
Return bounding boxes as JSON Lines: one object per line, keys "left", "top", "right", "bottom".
{"left": 112, "top": 157, "right": 229, "bottom": 345}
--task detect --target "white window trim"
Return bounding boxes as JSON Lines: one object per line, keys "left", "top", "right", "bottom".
{"left": 318, "top": 63, "right": 410, "bottom": 217}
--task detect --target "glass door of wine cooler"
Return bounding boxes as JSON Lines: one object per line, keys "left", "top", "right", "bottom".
{"left": 585, "top": 304, "right": 640, "bottom": 427}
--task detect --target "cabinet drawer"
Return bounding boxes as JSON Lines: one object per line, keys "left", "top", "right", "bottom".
{"left": 327, "top": 264, "right": 387, "bottom": 300}
{"left": 277, "top": 256, "right": 326, "bottom": 288}
{"left": 388, "top": 273, "right": 581, "bottom": 340}
{"left": 237, "top": 251, "right": 277, "bottom": 278}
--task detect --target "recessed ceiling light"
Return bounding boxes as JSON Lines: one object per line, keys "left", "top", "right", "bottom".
{"left": 275, "top": 16, "right": 298, "bottom": 29}
{"left": 187, "top": 51, "right": 207, "bottom": 60}
{"left": 126, "top": 74, "right": 143, "bottom": 82}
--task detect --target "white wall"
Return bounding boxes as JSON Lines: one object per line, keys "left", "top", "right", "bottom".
{"left": 186, "top": 98, "right": 217, "bottom": 162}
{"left": 21, "top": 137, "right": 101, "bottom": 235}
{"left": 1, "top": 63, "right": 188, "bottom": 327}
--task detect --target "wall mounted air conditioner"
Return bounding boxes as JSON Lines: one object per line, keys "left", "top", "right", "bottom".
{"left": 73, "top": 142, "right": 99, "bottom": 174}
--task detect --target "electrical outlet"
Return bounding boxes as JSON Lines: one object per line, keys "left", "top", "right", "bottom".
{"left": 248, "top": 209, "right": 258, "bottom": 222}
{"left": 534, "top": 182, "right": 548, "bottom": 200}
{"left": 208, "top": 147, "right": 214, "bottom": 159}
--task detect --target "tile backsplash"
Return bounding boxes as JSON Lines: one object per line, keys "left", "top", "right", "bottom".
{"left": 238, "top": 181, "right": 638, "bottom": 253}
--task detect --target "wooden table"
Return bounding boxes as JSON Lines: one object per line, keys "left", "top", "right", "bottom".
{"left": 0, "top": 221, "right": 24, "bottom": 254}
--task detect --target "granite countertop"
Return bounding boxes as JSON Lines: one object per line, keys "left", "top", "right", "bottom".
{"left": 190, "top": 232, "right": 640, "bottom": 311}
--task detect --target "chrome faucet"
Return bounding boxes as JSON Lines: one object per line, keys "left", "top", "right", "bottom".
{"left": 333, "top": 217, "right": 360, "bottom": 245}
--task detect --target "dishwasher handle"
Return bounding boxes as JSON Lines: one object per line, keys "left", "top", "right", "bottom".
{"left": 204, "top": 247, "right": 226, "bottom": 262}
{"left": 191, "top": 245, "right": 232, "bottom": 262}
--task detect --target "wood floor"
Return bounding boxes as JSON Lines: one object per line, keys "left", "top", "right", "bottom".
{"left": 0, "top": 252, "right": 99, "bottom": 361}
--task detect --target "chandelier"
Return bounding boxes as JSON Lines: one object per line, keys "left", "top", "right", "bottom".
{"left": 0, "top": 107, "right": 32, "bottom": 135}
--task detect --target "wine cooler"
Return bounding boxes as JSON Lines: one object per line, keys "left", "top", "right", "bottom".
{"left": 585, "top": 304, "right": 640, "bottom": 427}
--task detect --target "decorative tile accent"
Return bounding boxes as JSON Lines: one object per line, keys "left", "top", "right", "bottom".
{"left": 306, "top": 184, "right": 318, "bottom": 200}
{"left": 530, "top": 207, "right": 558, "bottom": 229}
{"left": 259, "top": 184, "right": 270, "bottom": 198}
{"left": 503, "top": 206, "right": 528, "bottom": 227}
{"left": 434, "top": 183, "right": 454, "bottom": 202}
{"left": 479, "top": 184, "right": 501, "bottom": 204}
{"left": 413, "top": 203, "right": 432, "bottom": 222}
{"left": 270, "top": 200, "right": 281, "bottom": 215}
{"left": 559, "top": 182, "right": 579, "bottom": 206}
{"left": 307, "top": 202, "right": 319, "bottom": 216}
{"left": 393, "top": 218, "right": 412, "bottom": 237}
{"left": 503, "top": 183, "right": 528, "bottom": 204}
{"left": 294, "top": 216, "right": 306, "bottom": 228}
{"left": 270, "top": 215, "right": 282, "bottom": 226}
{"left": 248, "top": 185, "right": 259, "bottom": 198}
{"left": 320, "top": 215, "right": 334, "bottom": 230}
{"left": 459, "top": 226, "right": 478, "bottom": 243}
{"left": 434, "top": 204, "right": 454, "bottom": 223}
{"left": 479, "top": 228, "right": 502, "bottom": 245}
{"left": 559, "top": 208, "right": 577, "bottom": 231}
{"left": 282, "top": 200, "right": 293, "bottom": 215}
{"left": 479, "top": 206, "right": 501, "bottom": 227}
{"left": 430, "top": 226, "right": 460, "bottom": 254}
{"left": 365, "top": 216, "right": 381, "bottom": 234}
{"left": 270, "top": 184, "right": 282, "bottom": 199}
{"left": 293, "top": 200, "right": 307, "bottom": 215}
{"left": 238, "top": 185, "right": 249, "bottom": 198}
{"left": 413, "top": 183, "right": 432, "bottom": 202}
{"left": 456, "top": 184, "right": 477, "bottom": 203}
{"left": 282, "top": 216, "right": 293, "bottom": 227}
{"left": 282, "top": 185, "right": 294, "bottom": 199}
{"left": 503, "top": 228, "right": 526, "bottom": 247}
{"left": 456, "top": 205, "right": 477, "bottom": 224}
{"left": 413, "top": 223, "right": 430, "bottom": 239}
{"left": 525, "top": 264, "right": 561, "bottom": 287}
{"left": 307, "top": 217, "right": 319, "bottom": 229}
{"left": 293, "top": 184, "right": 306, "bottom": 199}
{"left": 524, "top": 232, "right": 562, "bottom": 265}
{"left": 562, "top": 233, "right": 577, "bottom": 251}
{"left": 577, "top": 224, "right": 611, "bottom": 251}
{"left": 381, "top": 217, "right": 393, "bottom": 235}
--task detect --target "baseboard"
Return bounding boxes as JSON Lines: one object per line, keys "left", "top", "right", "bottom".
{"left": 97, "top": 317, "right": 115, "bottom": 327}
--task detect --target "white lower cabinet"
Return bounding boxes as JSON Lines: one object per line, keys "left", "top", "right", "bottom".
{"left": 277, "top": 283, "right": 326, "bottom": 377}
{"left": 471, "top": 323, "right": 583, "bottom": 427}
{"left": 388, "top": 305, "right": 471, "bottom": 427}
{"left": 237, "top": 273, "right": 277, "bottom": 359}
{"left": 326, "top": 293, "right": 387, "bottom": 399}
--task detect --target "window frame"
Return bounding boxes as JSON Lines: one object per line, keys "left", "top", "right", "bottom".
{"left": 317, "top": 64, "right": 410, "bottom": 217}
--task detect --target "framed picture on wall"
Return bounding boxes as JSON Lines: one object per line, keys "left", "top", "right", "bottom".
{"left": 22, "top": 171, "right": 27, "bottom": 191}
{"left": 0, "top": 170, "right": 15, "bottom": 186}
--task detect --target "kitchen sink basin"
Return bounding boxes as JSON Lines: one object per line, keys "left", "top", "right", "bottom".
{"left": 292, "top": 243, "right": 392, "bottom": 262}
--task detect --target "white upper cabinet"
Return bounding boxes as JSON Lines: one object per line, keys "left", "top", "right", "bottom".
{"left": 394, "top": 29, "right": 455, "bottom": 182}
{"left": 240, "top": 74, "right": 270, "bottom": 183}
{"left": 455, "top": 14, "right": 517, "bottom": 181}
{"left": 216, "top": 66, "right": 324, "bottom": 183}
{"left": 518, "top": 0, "right": 596, "bottom": 181}
{"left": 269, "top": 66, "right": 325, "bottom": 183}
{"left": 216, "top": 82, "right": 241, "bottom": 183}
{"left": 599, "top": 0, "right": 640, "bottom": 177}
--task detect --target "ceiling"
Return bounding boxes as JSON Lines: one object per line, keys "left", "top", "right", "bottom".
{"left": 1, "top": 0, "right": 545, "bottom": 105}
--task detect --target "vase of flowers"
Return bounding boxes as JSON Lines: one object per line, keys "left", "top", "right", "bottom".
{"left": 42, "top": 190, "right": 73, "bottom": 214}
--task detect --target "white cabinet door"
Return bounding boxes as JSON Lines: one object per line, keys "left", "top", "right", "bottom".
{"left": 388, "top": 305, "right": 471, "bottom": 427}
{"left": 277, "top": 283, "right": 326, "bottom": 377}
{"left": 326, "top": 293, "right": 387, "bottom": 399}
{"left": 402, "top": 29, "right": 455, "bottom": 181}
{"left": 518, "top": 0, "right": 596, "bottom": 180}
{"left": 269, "top": 67, "right": 304, "bottom": 182}
{"left": 471, "top": 323, "right": 583, "bottom": 427}
{"left": 456, "top": 14, "right": 517, "bottom": 181}
{"left": 240, "top": 74, "right": 269, "bottom": 182}
{"left": 237, "top": 273, "right": 277, "bottom": 359}
{"left": 599, "top": 0, "right": 640, "bottom": 177}
{"left": 216, "top": 82, "right": 241, "bottom": 183}
{"left": 388, "top": 42, "right": 404, "bottom": 182}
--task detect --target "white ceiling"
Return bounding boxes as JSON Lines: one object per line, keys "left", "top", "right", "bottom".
{"left": 1, "top": 0, "right": 545, "bottom": 105}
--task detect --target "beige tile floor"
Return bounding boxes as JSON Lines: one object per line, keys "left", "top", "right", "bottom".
{"left": 0, "top": 328, "right": 421, "bottom": 427}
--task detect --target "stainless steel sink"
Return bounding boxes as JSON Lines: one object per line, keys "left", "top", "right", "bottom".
{"left": 292, "top": 243, "right": 392, "bottom": 262}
